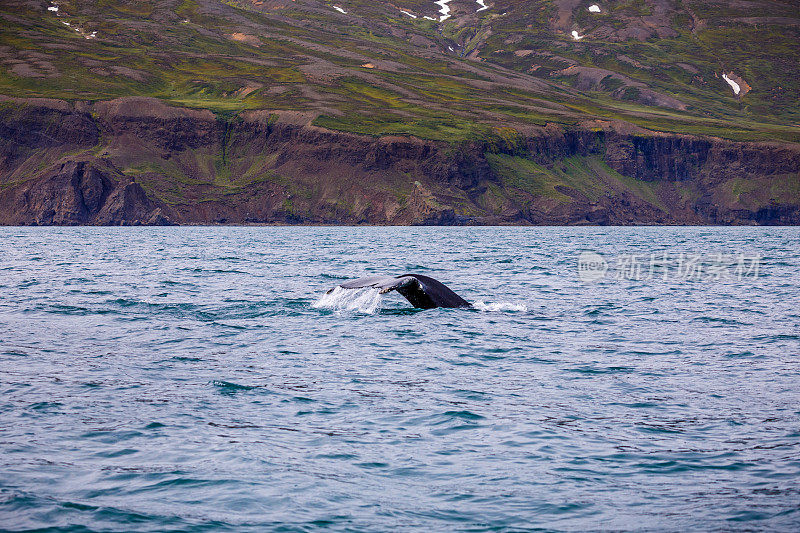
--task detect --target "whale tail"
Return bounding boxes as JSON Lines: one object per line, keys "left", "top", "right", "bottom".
{"left": 330, "top": 274, "right": 471, "bottom": 309}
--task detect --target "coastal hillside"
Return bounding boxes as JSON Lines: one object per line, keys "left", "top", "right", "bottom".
{"left": 0, "top": 0, "right": 798, "bottom": 224}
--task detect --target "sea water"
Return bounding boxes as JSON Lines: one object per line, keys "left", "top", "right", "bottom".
{"left": 0, "top": 226, "right": 798, "bottom": 531}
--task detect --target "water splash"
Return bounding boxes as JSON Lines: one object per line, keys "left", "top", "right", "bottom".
{"left": 313, "top": 286, "right": 382, "bottom": 314}
{"left": 473, "top": 300, "right": 528, "bottom": 312}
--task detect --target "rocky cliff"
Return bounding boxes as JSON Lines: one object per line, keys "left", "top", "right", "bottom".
{"left": 1, "top": 97, "right": 798, "bottom": 225}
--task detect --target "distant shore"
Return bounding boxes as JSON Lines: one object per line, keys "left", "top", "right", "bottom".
{"left": 2, "top": 98, "right": 799, "bottom": 227}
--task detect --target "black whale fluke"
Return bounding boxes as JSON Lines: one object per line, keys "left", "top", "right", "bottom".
{"left": 330, "top": 274, "right": 471, "bottom": 309}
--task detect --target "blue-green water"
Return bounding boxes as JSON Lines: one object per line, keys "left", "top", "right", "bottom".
{"left": 1, "top": 227, "right": 799, "bottom": 532}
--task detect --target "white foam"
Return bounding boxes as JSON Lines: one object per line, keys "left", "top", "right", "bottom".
{"left": 473, "top": 301, "right": 528, "bottom": 312}
{"left": 588, "top": 4, "right": 601, "bottom": 13}
{"left": 571, "top": 30, "right": 585, "bottom": 40}
{"left": 400, "top": 10, "right": 417, "bottom": 19}
{"left": 722, "top": 73, "right": 741, "bottom": 95}
{"left": 476, "top": 0, "right": 489, "bottom": 12}
{"left": 333, "top": 6, "right": 347, "bottom": 14}
{"left": 313, "top": 286, "right": 382, "bottom": 314}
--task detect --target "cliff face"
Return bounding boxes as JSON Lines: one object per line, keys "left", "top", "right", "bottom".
{"left": 0, "top": 98, "right": 798, "bottom": 226}
{"left": 0, "top": 160, "right": 165, "bottom": 225}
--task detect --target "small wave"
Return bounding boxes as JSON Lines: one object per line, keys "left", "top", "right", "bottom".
{"left": 473, "top": 300, "right": 528, "bottom": 312}
{"left": 312, "top": 286, "right": 382, "bottom": 314}
{"left": 319, "top": 273, "right": 350, "bottom": 280}
{"left": 210, "top": 380, "right": 271, "bottom": 395}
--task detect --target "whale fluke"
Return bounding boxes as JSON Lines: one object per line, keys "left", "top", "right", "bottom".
{"left": 331, "top": 274, "right": 471, "bottom": 309}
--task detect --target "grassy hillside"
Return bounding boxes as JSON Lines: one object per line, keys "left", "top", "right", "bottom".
{"left": 0, "top": 0, "right": 798, "bottom": 142}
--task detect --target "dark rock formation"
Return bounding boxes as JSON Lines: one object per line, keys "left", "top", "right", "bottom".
{"left": 0, "top": 158, "right": 171, "bottom": 226}
{"left": 0, "top": 98, "right": 798, "bottom": 226}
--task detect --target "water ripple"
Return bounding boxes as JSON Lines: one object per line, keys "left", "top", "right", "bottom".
{"left": 1, "top": 226, "right": 799, "bottom": 531}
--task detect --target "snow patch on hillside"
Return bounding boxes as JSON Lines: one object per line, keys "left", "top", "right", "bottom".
{"left": 49, "top": 1, "right": 97, "bottom": 38}
{"left": 588, "top": 4, "right": 601, "bottom": 13}
{"left": 333, "top": 6, "right": 347, "bottom": 14}
{"left": 722, "top": 73, "right": 740, "bottom": 95}
{"left": 60, "top": 17, "right": 97, "bottom": 38}
{"left": 435, "top": 0, "right": 452, "bottom": 22}
{"left": 572, "top": 30, "right": 585, "bottom": 40}
{"left": 476, "top": 0, "right": 489, "bottom": 12}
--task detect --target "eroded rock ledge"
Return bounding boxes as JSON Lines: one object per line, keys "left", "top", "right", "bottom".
{"left": 1, "top": 97, "right": 798, "bottom": 225}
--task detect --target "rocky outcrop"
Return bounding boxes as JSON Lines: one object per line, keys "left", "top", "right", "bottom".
{"left": 0, "top": 159, "right": 171, "bottom": 225}
{"left": 0, "top": 97, "right": 798, "bottom": 225}
{"left": 603, "top": 133, "right": 800, "bottom": 183}
{"left": 92, "top": 97, "right": 218, "bottom": 152}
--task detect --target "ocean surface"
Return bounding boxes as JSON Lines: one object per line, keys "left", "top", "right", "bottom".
{"left": 0, "top": 226, "right": 798, "bottom": 532}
